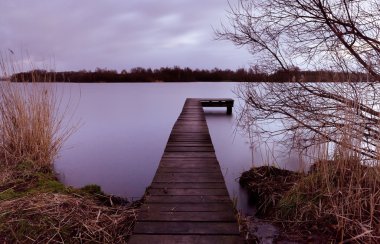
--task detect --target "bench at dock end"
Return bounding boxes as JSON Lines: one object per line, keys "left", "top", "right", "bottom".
{"left": 199, "top": 98, "right": 234, "bottom": 115}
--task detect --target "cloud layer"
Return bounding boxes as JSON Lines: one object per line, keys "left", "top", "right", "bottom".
{"left": 0, "top": 0, "right": 252, "bottom": 71}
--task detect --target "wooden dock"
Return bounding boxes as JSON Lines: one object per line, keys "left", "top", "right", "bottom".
{"left": 129, "top": 98, "right": 243, "bottom": 244}
{"left": 200, "top": 98, "right": 234, "bottom": 115}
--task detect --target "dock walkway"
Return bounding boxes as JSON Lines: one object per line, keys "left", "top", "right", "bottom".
{"left": 129, "top": 98, "right": 243, "bottom": 243}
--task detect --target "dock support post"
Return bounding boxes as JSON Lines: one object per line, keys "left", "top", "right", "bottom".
{"left": 227, "top": 106, "right": 232, "bottom": 115}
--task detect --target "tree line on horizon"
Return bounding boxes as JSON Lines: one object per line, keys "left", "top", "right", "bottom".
{"left": 10, "top": 66, "right": 369, "bottom": 83}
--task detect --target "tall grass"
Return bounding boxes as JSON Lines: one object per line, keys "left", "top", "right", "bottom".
{"left": 238, "top": 82, "right": 380, "bottom": 242}
{"left": 0, "top": 55, "right": 75, "bottom": 169}
{"left": 278, "top": 114, "right": 380, "bottom": 242}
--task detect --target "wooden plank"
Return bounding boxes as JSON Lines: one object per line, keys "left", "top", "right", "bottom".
{"left": 158, "top": 162, "right": 220, "bottom": 168}
{"left": 145, "top": 195, "right": 232, "bottom": 203}
{"left": 174, "top": 122, "right": 207, "bottom": 125}
{"left": 167, "top": 140, "right": 212, "bottom": 143}
{"left": 166, "top": 143, "right": 214, "bottom": 147}
{"left": 157, "top": 167, "right": 221, "bottom": 173}
{"left": 168, "top": 136, "right": 211, "bottom": 140}
{"left": 140, "top": 203, "right": 234, "bottom": 212}
{"left": 137, "top": 211, "right": 236, "bottom": 222}
{"left": 171, "top": 130, "right": 210, "bottom": 134}
{"left": 165, "top": 146, "right": 215, "bottom": 152}
{"left": 153, "top": 175, "right": 224, "bottom": 183}
{"left": 159, "top": 158, "right": 218, "bottom": 162}
{"left": 169, "top": 132, "right": 210, "bottom": 135}
{"left": 160, "top": 158, "right": 218, "bottom": 161}
{"left": 159, "top": 160, "right": 219, "bottom": 165}
{"left": 153, "top": 172, "right": 223, "bottom": 178}
{"left": 168, "top": 135, "right": 211, "bottom": 139}
{"left": 149, "top": 182, "right": 227, "bottom": 189}
{"left": 133, "top": 222, "right": 240, "bottom": 235}
{"left": 173, "top": 125, "right": 209, "bottom": 128}
{"left": 162, "top": 152, "right": 216, "bottom": 158}
{"left": 147, "top": 188, "right": 229, "bottom": 196}
{"left": 129, "top": 235, "right": 243, "bottom": 244}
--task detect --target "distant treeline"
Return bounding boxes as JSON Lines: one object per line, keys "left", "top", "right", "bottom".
{"left": 11, "top": 66, "right": 370, "bottom": 83}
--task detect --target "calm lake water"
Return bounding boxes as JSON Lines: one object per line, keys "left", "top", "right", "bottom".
{"left": 54, "top": 82, "right": 302, "bottom": 213}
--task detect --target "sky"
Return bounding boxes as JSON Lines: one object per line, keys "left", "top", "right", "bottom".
{"left": 0, "top": 0, "right": 253, "bottom": 72}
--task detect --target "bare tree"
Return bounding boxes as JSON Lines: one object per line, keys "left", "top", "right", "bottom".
{"left": 217, "top": 0, "right": 380, "bottom": 78}
{"left": 217, "top": 0, "right": 380, "bottom": 159}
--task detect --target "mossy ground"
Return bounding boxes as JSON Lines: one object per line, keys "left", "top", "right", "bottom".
{"left": 0, "top": 161, "right": 140, "bottom": 243}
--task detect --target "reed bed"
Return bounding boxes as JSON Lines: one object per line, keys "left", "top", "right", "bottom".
{"left": 277, "top": 156, "right": 380, "bottom": 242}
{"left": 0, "top": 79, "right": 73, "bottom": 168}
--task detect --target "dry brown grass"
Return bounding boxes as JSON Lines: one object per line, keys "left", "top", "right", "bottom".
{"left": 241, "top": 156, "right": 380, "bottom": 242}
{"left": 277, "top": 156, "right": 380, "bottom": 242}
{"left": 0, "top": 55, "right": 75, "bottom": 168}
{"left": 0, "top": 80, "right": 74, "bottom": 168}
{"left": 0, "top": 192, "right": 138, "bottom": 243}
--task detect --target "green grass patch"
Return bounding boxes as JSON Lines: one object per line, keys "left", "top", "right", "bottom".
{"left": 81, "top": 184, "right": 104, "bottom": 195}
{"left": 0, "top": 188, "right": 20, "bottom": 201}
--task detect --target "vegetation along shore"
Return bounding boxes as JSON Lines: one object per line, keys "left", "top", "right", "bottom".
{"left": 0, "top": 66, "right": 140, "bottom": 243}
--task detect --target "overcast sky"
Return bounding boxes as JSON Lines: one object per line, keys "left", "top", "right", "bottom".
{"left": 0, "top": 0, "right": 253, "bottom": 72}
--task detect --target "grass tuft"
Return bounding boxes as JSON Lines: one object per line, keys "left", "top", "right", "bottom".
{"left": 81, "top": 184, "right": 104, "bottom": 195}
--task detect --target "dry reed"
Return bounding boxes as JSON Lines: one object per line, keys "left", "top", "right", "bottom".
{"left": 0, "top": 80, "right": 74, "bottom": 168}
{"left": 0, "top": 192, "right": 138, "bottom": 243}
{"left": 0, "top": 54, "right": 75, "bottom": 169}
{"left": 241, "top": 156, "right": 380, "bottom": 242}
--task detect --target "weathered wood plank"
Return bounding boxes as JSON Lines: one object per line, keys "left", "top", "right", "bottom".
{"left": 133, "top": 222, "right": 240, "bottom": 235}
{"left": 166, "top": 143, "right": 214, "bottom": 147}
{"left": 153, "top": 175, "right": 224, "bottom": 183}
{"left": 165, "top": 146, "right": 215, "bottom": 152}
{"left": 149, "top": 182, "right": 227, "bottom": 189}
{"left": 162, "top": 152, "right": 217, "bottom": 158}
{"left": 137, "top": 211, "right": 236, "bottom": 222}
{"left": 147, "top": 188, "right": 229, "bottom": 196}
{"left": 140, "top": 202, "right": 234, "bottom": 212}
{"left": 145, "top": 195, "right": 232, "bottom": 203}
{"left": 159, "top": 159, "right": 219, "bottom": 163}
{"left": 168, "top": 138, "right": 212, "bottom": 142}
{"left": 159, "top": 160, "right": 219, "bottom": 165}
{"left": 168, "top": 136, "right": 212, "bottom": 140}
{"left": 153, "top": 172, "right": 223, "bottom": 178}
{"left": 157, "top": 167, "right": 221, "bottom": 173}
{"left": 158, "top": 162, "right": 220, "bottom": 168}
{"left": 129, "top": 235, "right": 243, "bottom": 244}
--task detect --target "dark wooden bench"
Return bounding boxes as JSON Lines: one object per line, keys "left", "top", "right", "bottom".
{"left": 199, "top": 98, "right": 234, "bottom": 115}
